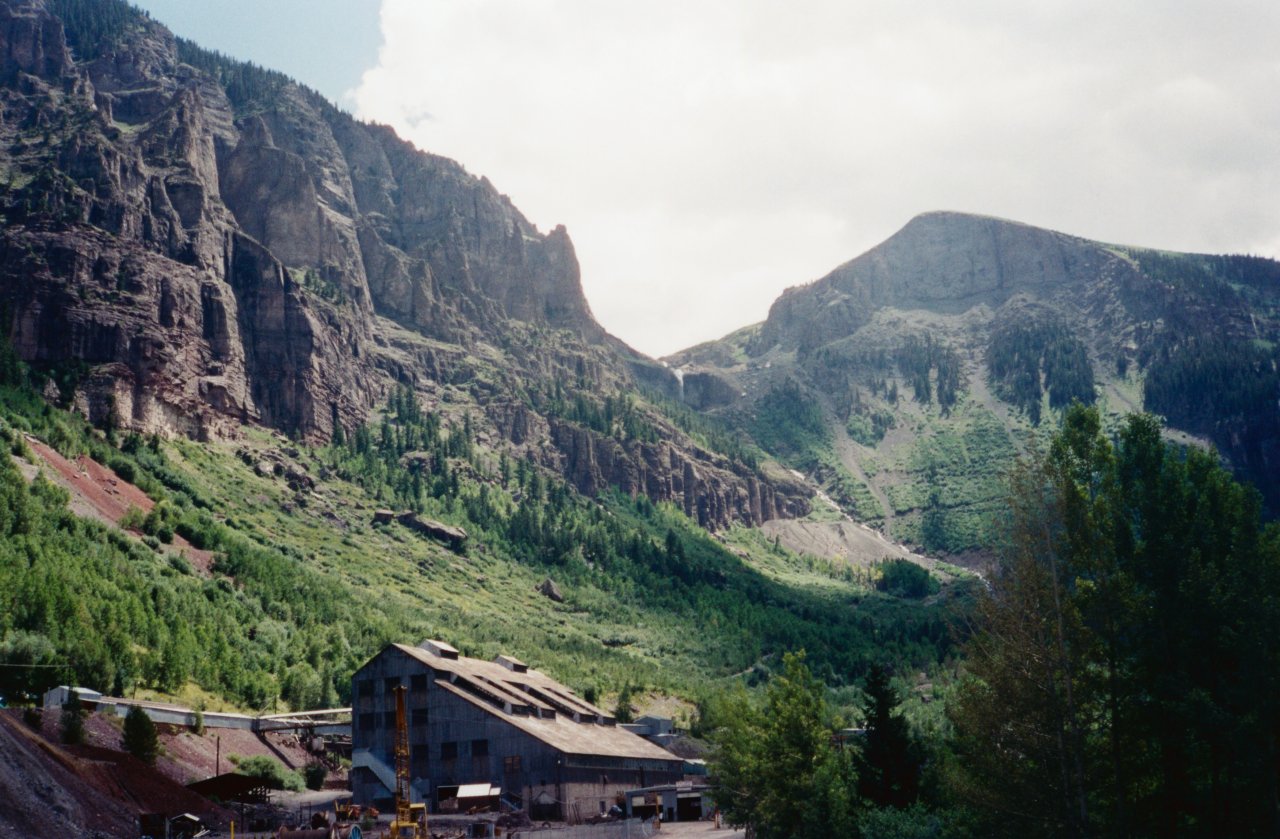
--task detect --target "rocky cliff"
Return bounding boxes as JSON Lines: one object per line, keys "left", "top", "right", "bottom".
{"left": 754, "top": 212, "right": 1121, "bottom": 354}
{"left": 670, "top": 211, "right": 1280, "bottom": 544}
{"left": 0, "top": 0, "right": 807, "bottom": 529}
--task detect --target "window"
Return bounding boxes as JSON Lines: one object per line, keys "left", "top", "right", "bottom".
{"left": 383, "top": 711, "right": 397, "bottom": 727}
{"left": 358, "top": 713, "right": 375, "bottom": 730}
{"left": 441, "top": 741, "right": 458, "bottom": 760}
{"left": 384, "top": 676, "right": 401, "bottom": 693}
{"left": 471, "top": 739, "right": 489, "bottom": 757}
{"left": 357, "top": 680, "right": 374, "bottom": 697}
{"left": 503, "top": 756, "right": 522, "bottom": 773}
{"left": 411, "top": 708, "right": 428, "bottom": 726}
{"left": 410, "top": 673, "right": 428, "bottom": 690}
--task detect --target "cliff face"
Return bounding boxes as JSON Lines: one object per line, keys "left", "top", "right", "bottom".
{"left": 755, "top": 211, "right": 1121, "bottom": 354}
{"left": 0, "top": 0, "right": 806, "bottom": 529}
{"left": 546, "top": 417, "right": 807, "bottom": 529}
{"left": 0, "top": 0, "right": 595, "bottom": 437}
{"left": 669, "top": 211, "right": 1280, "bottom": 539}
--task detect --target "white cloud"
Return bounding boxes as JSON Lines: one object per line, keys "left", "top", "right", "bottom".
{"left": 355, "top": 0, "right": 1280, "bottom": 357}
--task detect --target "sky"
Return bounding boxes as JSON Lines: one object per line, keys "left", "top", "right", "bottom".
{"left": 134, "top": 0, "right": 1280, "bottom": 358}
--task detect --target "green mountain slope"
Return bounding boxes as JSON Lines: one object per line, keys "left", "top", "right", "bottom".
{"left": 0, "top": 364, "right": 972, "bottom": 708}
{"left": 668, "top": 213, "right": 1280, "bottom": 557}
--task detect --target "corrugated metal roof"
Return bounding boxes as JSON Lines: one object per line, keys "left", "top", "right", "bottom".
{"left": 391, "top": 644, "right": 677, "bottom": 762}
{"left": 434, "top": 681, "right": 677, "bottom": 761}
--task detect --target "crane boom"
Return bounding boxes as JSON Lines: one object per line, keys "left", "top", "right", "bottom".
{"left": 393, "top": 684, "right": 416, "bottom": 837}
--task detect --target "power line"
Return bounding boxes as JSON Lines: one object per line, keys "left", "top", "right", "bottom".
{"left": 0, "top": 663, "right": 68, "bottom": 668}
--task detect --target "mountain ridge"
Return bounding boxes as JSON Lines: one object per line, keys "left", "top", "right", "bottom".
{"left": 0, "top": 0, "right": 809, "bottom": 530}
{"left": 2, "top": 0, "right": 1276, "bottom": 542}
{"left": 669, "top": 210, "right": 1280, "bottom": 546}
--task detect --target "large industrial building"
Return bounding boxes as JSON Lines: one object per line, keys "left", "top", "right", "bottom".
{"left": 350, "top": 640, "right": 684, "bottom": 821}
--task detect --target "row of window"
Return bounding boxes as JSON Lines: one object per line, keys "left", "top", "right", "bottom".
{"left": 356, "top": 674, "right": 430, "bottom": 697}
{"left": 432, "top": 750, "right": 521, "bottom": 772}
{"left": 356, "top": 708, "right": 429, "bottom": 729}
{"left": 440, "top": 739, "right": 488, "bottom": 759}
{"left": 351, "top": 727, "right": 521, "bottom": 772}
{"left": 437, "top": 743, "right": 523, "bottom": 772}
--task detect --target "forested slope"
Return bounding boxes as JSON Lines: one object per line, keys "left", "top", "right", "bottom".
{"left": 0, "top": 346, "right": 973, "bottom": 710}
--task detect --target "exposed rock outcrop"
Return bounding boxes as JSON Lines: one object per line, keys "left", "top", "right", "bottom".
{"left": 0, "top": 1, "right": 600, "bottom": 440}
{"left": 754, "top": 212, "right": 1115, "bottom": 355}
{"left": 537, "top": 578, "right": 564, "bottom": 603}
{"left": 546, "top": 418, "right": 806, "bottom": 529}
{"left": 0, "top": 0, "right": 810, "bottom": 531}
{"left": 396, "top": 512, "right": 468, "bottom": 551}
{"left": 674, "top": 210, "right": 1280, "bottom": 530}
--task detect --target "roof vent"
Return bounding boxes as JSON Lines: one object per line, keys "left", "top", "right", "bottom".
{"left": 495, "top": 654, "right": 528, "bottom": 673}
{"left": 420, "top": 639, "right": 460, "bottom": 660}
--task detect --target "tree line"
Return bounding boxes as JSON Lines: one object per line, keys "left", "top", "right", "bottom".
{"left": 987, "top": 318, "right": 1095, "bottom": 424}
{"left": 708, "top": 405, "right": 1280, "bottom": 838}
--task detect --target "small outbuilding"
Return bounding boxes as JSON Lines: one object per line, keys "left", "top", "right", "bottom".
{"left": 623, "top": 781, "right": 712, "bottom": 823}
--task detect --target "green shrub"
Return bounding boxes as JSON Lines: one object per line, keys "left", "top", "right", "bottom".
{"left": 234, "top": 754, "right": 303, "bottom": 791}
{"left": 109, "top": 458, "right": 135, "bottom": 484}
{"left": 304, "top": 761, "right": 328, "bottom": 791}
{"left": 119, "top": 505, "right": 146, "bottom": 530}
{"left": 877, "top": 560, "right": 937, "bottom": 599}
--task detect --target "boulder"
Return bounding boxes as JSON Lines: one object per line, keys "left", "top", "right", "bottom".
{"left": 538, "top": 578, "right": 564, "bottom": 603}
{"left": 396, "top": 512, "right": 467, "bottom": 551}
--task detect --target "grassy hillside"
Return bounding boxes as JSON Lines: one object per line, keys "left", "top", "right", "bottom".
{"left": 0, "top": 357, "right": 975, "bottom": 712}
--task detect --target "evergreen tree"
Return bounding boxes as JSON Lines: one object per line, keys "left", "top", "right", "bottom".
{"left": 0, "top": 333, "right": 23, "bottom": 387}
{"left": 709, "top": 653, "right": 860, "bottom": 839}
{"left": 857, "top": 665, "right": 921, "bottom": 808}
{"left": 123, "top": 705, "right": 158, "bottom": 765}
{"left": 60, "top": 691, "right": 85, "bottom": 745}
{"left": 950, "top": 405, "right": 1280, "bottom": 838}
{"left": 612, "top": 683, "right": 636, "bottom": 724}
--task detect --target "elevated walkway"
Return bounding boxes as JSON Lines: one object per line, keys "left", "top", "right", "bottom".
{"left": 43, "top": 686, "right": 350, "bottom": 734}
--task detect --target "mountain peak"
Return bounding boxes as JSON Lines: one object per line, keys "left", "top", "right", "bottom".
{"left": 0, "top": 0, "right": 605, "bottom": 439}
{"left": 754, "top": 210, "right": 1105, "bottom": 353}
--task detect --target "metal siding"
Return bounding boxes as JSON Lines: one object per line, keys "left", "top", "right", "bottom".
{"left": 351, "top": 646, "right": 683, "bottom": 814}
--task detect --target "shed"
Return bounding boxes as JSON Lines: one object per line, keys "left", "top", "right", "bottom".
{"left": 623, "top": 781, "right": 712, "bottom": 823}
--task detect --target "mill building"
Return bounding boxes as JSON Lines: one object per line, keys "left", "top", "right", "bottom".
{"left": 350, "top": 640, "right": 684, "bottom": 821}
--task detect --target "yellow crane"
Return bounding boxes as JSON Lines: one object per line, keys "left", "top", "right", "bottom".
{"left": 390, "top": 684, "right": 426, "bottom": 838}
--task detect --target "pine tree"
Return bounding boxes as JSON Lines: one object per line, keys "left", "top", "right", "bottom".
{"left": 709, "top": 652, "right": 859, "bottom": 839}
{"left": 951, "top": 405, "right": 1280, "bottom": 838}
{"left": 123, "top": 705, "right": 159, "bottom": 765}
{"left": 856, "top": 665, "right": 921, "bottom": 808}
{"left": 60, "top": 691, "right": 85, "bottom": 745}
{"left": 612, "top": 683, "right": 636, "bottom": 724}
